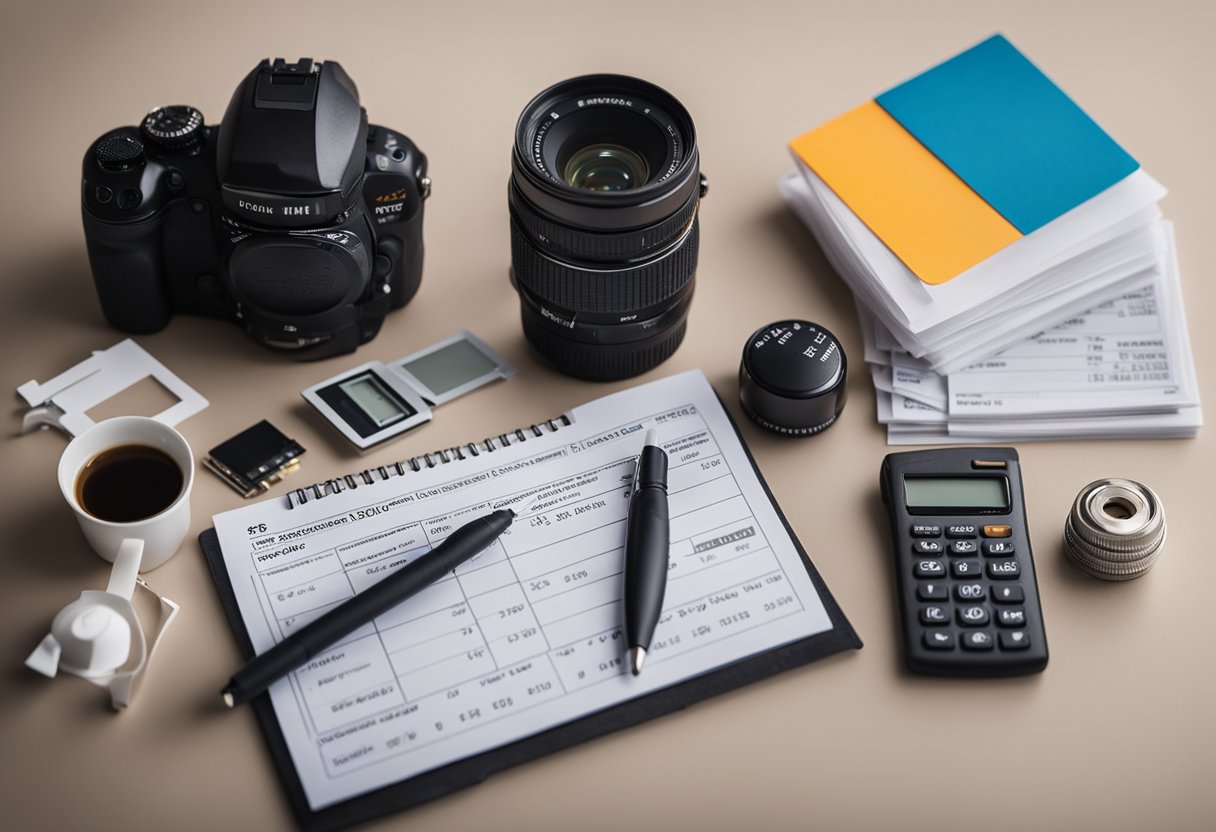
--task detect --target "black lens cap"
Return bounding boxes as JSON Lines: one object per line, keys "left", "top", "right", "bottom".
{"left": 738, "top": 320, "right": 848, "bottom": 436}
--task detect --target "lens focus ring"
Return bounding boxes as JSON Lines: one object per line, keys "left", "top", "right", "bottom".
{"left": 509, "top": 184, "right": 698, "bottom": 262}
{"left": 511, "top": 218, "right": 698, "bottom": 315}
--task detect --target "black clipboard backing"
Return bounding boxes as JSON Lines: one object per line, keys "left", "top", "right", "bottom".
{"left": 200, "top": 395, "right": 861, "bottom": 830}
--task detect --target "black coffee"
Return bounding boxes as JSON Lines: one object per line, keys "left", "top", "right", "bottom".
{"left": 76, "top": 444, "right": 184, "bottom": 523}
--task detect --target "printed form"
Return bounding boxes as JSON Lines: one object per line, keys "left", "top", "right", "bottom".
{"left": 211, "top": 371, "right": 835, "bottom": 810}
{"left": 948, "top": 276, "right": 1196, "bottom": 417}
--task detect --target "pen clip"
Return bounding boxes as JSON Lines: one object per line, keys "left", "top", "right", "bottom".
{"left": 629, "top": 454, "right": 642, "bottom": 496}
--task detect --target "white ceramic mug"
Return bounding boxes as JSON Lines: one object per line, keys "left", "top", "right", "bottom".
{"left": 57, "top": 416, "right": 194, "bottom": 571}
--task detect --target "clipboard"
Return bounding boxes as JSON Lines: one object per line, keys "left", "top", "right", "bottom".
{"left": 200, "top": 392, "right": 861, "bottom": 831}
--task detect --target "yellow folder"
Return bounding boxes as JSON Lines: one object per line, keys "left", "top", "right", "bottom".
{"left": 790, "top": 101, "right": 1021, "bottom": 284}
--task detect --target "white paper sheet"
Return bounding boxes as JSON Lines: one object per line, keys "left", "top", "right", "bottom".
{"left": 778, "top": 168, "right": 1166, "bottom": 372}
{"left": 211, "top": 370, "right": 836, "bottom": 810}
{"left": 863, "top": 222, "right": 1202, "bottom": 442}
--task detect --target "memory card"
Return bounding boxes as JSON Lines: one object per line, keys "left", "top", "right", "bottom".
{"left": 203, "top": 420, "right": 305, "bottom": 498}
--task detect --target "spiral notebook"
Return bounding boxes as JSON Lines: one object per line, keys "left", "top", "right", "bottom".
{"left": 200, "top": 370, "right": 860, "bottom": 831}
{"left": 284, "top": 413, "right": 574, "bottom": 509}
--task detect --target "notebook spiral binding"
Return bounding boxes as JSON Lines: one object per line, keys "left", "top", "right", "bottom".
{"left": 287, "top": 414, "right": 573, "bottom": 509}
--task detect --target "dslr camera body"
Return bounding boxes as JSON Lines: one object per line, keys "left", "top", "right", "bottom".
{"left": 82, "top": 58, "right": 429, "bottom": 359}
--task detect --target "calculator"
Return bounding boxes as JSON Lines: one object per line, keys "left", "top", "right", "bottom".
{"left": 880, "top": 447, "right": 1048, "bottom": 676}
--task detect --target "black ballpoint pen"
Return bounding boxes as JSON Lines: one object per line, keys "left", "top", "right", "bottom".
{"left": 221, "top": 507, "right": 515, "bottom": 707}
{"left": 623, "top": 429, "right": 670, "bottom": 675}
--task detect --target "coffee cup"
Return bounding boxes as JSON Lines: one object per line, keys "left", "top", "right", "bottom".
{"left": 57, "top": 416, "right": 194, "bottom": 571}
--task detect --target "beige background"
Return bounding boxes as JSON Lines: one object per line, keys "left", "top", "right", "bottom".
{"left": 1, "top": 1, "right": 1212, "bottom": 830}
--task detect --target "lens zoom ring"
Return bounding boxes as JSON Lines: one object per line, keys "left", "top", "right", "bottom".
{"left": 521, "top": 314, "right": 688, "bottom": 382}
{"left": 510, "top": 187, "right": 698, "bottom": 261}
{"left": 512, "top": 219, "right": 698, "bottom": 314}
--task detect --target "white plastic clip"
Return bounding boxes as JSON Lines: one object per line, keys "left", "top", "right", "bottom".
{"left": 16, "top": 339, "right": 208, "bottom": 437}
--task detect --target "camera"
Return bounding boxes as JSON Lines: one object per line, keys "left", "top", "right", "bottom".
{"left": 81, "top": 58, "right": 429, "bottom": 360}
{"left": 509, "top": 74, "right": 706, "bottom": 381}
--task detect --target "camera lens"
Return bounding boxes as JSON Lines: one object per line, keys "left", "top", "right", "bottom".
{"left": 509, "top": 74, "right": 705, "bottom": 381}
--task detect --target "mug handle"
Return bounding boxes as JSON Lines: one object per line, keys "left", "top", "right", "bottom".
{"left": 106, "top": 538, "right": 144, "bottom": 601}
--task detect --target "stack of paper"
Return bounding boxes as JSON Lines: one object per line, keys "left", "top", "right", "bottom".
{"left": 859, "top": 222, "right": 1201, "bottom": 443}
{"left": 780, "top": 34, "right": 1202, "bottom": 441}
{"left": 782, "top": 34, "right": 1171, "bottom": 375}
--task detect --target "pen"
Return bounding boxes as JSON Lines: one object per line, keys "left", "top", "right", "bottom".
{"left": 221, "top": 507, "right": 515, "bottom": 707}
{"left": 623, "top": 429, "right": 670, "bottom": 675}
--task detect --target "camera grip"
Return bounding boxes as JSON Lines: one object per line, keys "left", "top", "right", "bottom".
{"left": 377, "top": 217, "right": 424, "bottom": 310}
{"left": 81, "top": 211, "right": 172, "bottom": 333}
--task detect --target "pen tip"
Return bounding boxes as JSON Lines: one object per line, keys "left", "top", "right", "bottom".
{"left": 629, "top": 646, "right": 646, "bottom": 675}
{"left": 645, "top": 428, "right": 657, "bottom": 447}
{"left": 222, "top": 689, "right": 235, "bottom": 708}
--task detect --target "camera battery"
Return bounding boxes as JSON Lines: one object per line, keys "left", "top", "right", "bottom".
{"left": 204, "top": 420, "right": 305, "bottom": 498}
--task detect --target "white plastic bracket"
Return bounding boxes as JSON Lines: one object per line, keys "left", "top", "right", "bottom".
{"left": 16, "top": 339, "right": 208, "bottom": 437}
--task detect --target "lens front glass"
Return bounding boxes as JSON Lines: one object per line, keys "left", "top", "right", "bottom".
{"left": 562, "top": 144, "right": 649, "bottom": 192}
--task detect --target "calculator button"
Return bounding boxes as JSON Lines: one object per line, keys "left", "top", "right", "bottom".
{"left": 983, "top": 540, "right": 1016, "bottom": 557}
{"left": 948, "top": 540, "right": 978, "bottom": 556}
{"left": 923, "top": 630, "right": 956, "bottom": 650}
{"left": 987, "top": 560, "right": 1021, "bottom": 579}
{"left": 982, "top": 524, "right": 1012, "bottom": 538}
{"left": 913, "top": 540, "right": 944, "bottom": 555}
{"left": 920, "top": 605, "right": 950, "bottom": 625}
{"left": 955, "top": 583, "right": 985, "bottom": 601}
{"left": 910, "top": 524, "right": 942, "bottom": 538}
{"left": 997, "top": 608, "right": 1027, "bottom": 627}
{"left": 914, "top": 560, "right": 946, "bottom": 578}
{"left": 957, "top": 605, "right": 990, "bottom": 626}
{"left": 961, "top": 631, "right": 995, "bottom": 650}
{"left": 991, "top": 585, "right": 1025, "bottom": 604}
{"left": 946, "top": 525, "right": 977, "bottom": 539}
{"left": 917, "top": 583, "right": 949, "bottom": 601}
{"left": 951, "top": 560, "right": 982, "bottom": 578}
{"left": 999, "top": 630, "right": 1031, "bottom": 650}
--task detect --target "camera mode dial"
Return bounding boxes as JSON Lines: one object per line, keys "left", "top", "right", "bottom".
{"left": 95, "top": 133, "right": 145, "bottom": 172}
{"left": 142, "top": 106, "right": 204, "bottom": 149}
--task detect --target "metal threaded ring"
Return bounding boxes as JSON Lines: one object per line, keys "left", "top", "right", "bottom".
{"left": 1063, "top": 478, "right": 1165, "bottom": 581}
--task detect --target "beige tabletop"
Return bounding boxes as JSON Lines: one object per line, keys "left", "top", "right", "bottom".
{"left": 2, "top": 1, "right": 1213, "bottom": 830}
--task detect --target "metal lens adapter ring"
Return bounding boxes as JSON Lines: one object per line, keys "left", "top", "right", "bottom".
{"left": 1064, "top": 478, "right": 1166, "bottom": 581}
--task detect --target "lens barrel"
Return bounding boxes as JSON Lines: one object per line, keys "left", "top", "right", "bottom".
{"left": 509, "top": 74, "right": 704, "bottom": 381}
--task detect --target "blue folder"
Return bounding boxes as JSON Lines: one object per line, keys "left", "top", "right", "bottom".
{"left": 876, "top": 34, "right": 1140, "bottom": 234}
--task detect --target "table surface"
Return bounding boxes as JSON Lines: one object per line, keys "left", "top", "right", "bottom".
{"left": 2, "top": 2, "right": 1213, "bottom": 830}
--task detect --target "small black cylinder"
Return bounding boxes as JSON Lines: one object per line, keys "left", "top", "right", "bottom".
{"left": 739, "top": 320, "right": 848, "bottom": 436}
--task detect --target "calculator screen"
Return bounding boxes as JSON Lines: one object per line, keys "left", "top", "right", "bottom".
{"left": 904, "top": 476, "right": 1009, "bottom": 510}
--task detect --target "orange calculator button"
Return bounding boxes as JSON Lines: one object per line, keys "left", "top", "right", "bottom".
{"left": 982, "top": 524, "right": 1012, "bottom": 538}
